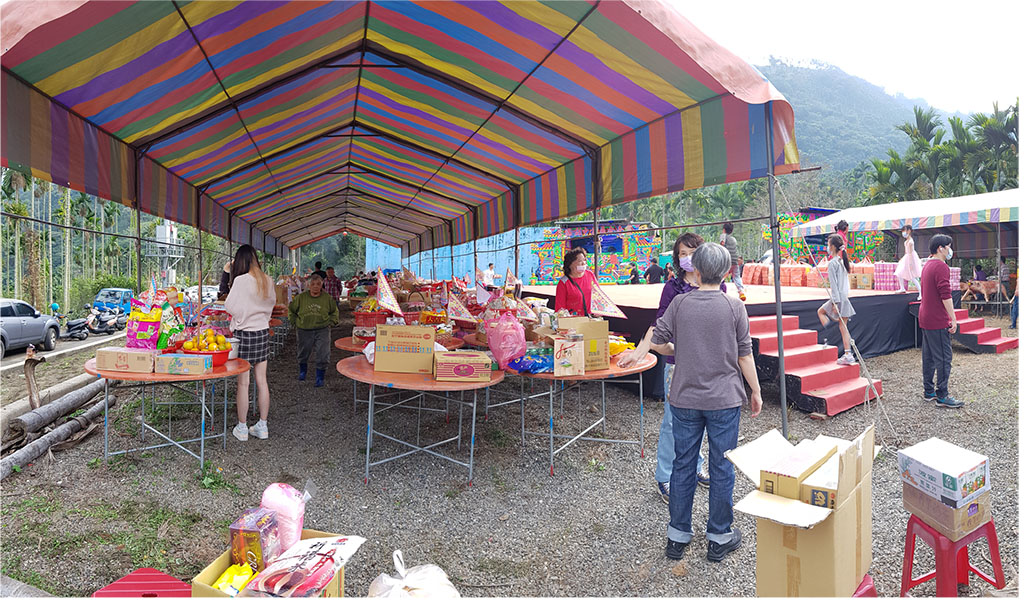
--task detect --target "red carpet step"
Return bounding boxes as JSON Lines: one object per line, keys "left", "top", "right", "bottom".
{"left": 953, "top": 309, "right": 1019, "bottom": 354}
{"left": 749, "top": 315, "right": 882, "bottom": 416}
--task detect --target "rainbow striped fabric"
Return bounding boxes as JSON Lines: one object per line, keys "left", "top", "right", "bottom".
{"left": 1, "top": 0, "right": 799, "bottom": 255}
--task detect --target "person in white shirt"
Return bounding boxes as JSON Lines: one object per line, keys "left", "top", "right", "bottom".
{"left": 482, "top": 263, "right": 496, "bottom": 288}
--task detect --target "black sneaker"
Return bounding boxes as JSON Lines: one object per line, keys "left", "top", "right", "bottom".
{"left": 665, "top": 538, "right": 687, "bottom": 560}
{"left": 936, "top": 396, "right": 964, "bottom": 408}
{"left": 696, "top": 462, "right": 710, "bottom": 488}
{"left": 707, "top": 528, "right": 743, "bottom": 562}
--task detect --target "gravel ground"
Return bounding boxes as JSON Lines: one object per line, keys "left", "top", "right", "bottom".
{"left": 0, "top": 312, "right": 1018, "bottom": 597}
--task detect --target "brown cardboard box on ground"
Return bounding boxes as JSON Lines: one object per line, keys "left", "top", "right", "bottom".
{"left": 374, "top": 324, "right": 435, "bottom": 374}
{"left": 552, "top": 335, "right": 585, "bottom": 377}
{"left": 530, "top": 326, "right": 557, "bottom": 346}
{"left": 857, "top": 273, "right": 874, "bottom": 289}
{"left": 155, "top": 353, "right": 212, "bottom": 375}
{"left": 903, "top": 482, "right": 991, "bottom": 541}
{"left": 95, "top": 347, "right": 157, "bottom": 373}
{"left": 192, "top": 529, "right": 345, "bottom": 597}
{"left": 897, "top": 437, "right": 990, "bottom": 508}
{"left": 433, "top": 351, "right": 491, "bottom": 382}
{"left": 556, "top": 317, "right": 609, "bottom": 371}
{"left": 760, "top": 438, "right": 837, "bottom": 499}
{"left": 727, "top": 426, "right": 875, "bottom": 597}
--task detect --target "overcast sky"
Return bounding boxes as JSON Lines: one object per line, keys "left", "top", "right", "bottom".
{"left": 676, "top": 0, "right": 1021, "bottom": 114}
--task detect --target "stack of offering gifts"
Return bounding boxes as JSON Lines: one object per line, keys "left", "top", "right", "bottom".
{"left": 194, "top": 482, "right": 364, "bottom": 597}
{"left": 898, "top": 438, "right": 991, "bottom": 541}
{"left": 725, "top": 426, "right": 876, "bottom": 596}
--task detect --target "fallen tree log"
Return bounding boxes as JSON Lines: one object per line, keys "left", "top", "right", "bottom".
{"left": 0, "top": 395, "right": 113, "bottom": 481}
{"left": 1, "top": 373, "right": 96, "bottom": 428}
{"left": 2, "top": 379, "right": 106, "bottom": 447}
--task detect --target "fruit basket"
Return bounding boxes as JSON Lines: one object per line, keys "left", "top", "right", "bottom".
{"left": 183, "top": 348, "right": 231, "bottom": 367}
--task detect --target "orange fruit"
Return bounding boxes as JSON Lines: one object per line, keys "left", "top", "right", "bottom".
{"left": 208, "top": 344, "right": 219, "bottom": 352}
{"left": 183, "top": 341, "right": 195, "bottom": 351}
{"left": 216, "top": 334, "right": 226, "bottom": 345}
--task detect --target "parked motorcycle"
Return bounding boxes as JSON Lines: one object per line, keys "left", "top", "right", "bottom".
{"left": 85, "top": 304, "right": 119, "bottom": 335}
{"left": 50, "top": 303, "right": 89, "bottom": 341}
{"left": 114, "top": 307, "right": 127, "bottom": 331}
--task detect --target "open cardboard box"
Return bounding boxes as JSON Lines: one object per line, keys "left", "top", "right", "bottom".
{"left": 554, "top": 317, "right": 609, "bottom": 371}
{"left": 726, "top": 425, "right": 875, "bottom": 597}
{"left": 192, "top": 529, "right": 345, "bottom": 597}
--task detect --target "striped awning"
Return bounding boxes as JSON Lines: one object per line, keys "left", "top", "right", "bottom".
{"left": 1, "top": 0, "right": 800, "bottom": 256}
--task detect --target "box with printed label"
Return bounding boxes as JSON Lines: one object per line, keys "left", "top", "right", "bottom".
{"left": 95, "top": 347, "right": 157, "bottom": 373}
{"left": 727, "top": 426, "right": 875, "bottom": 597}
{"left": 433, "top": 351, "right": 491, "bottom": 382}
{"left": 760, "top": 438, "right": 837, "bottom": 499}
{"left": 556, "top": 317, "right": 609, "bottom": 371}
{"left": 374, "top": 324, "right": 435, "bottom": 374}
{"left": 903, "top": 483, "right": 991, "bottom": 541}
{"left": 552, "top": 335, "right": 585, "bottom": 377}
{"left": 155, "top": 353, "right": 212, "bottom": 375}
{"left": 897, "top": 438, "right": 989, "bottom": 508}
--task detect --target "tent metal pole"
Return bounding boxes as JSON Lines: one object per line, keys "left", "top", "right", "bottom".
{"left": 449, "top": 222, "right": 456, "bottom": 280}
{"left": 592, "top": 208, "right": 600, "bottom": 279}
{"left": 134, "top": 151, "right": 143, "bottom": 294}
{"left": 514, "top": 227, "right": 520, "bottom": 281}
{"left": 996, "top": 222, "right": 1001, "bottom": 318}
{"left": 765, "top": 108, "right": 789, "bottom": 438}
{"left": 473, "top": 238, "right": 478, "bottom": 280}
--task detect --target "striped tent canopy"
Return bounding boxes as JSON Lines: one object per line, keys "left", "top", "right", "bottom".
{"left": 790, "top": 189, "right": 1019, "bottom": 259}
{"left": 1, "top": 0, "right": 800, "bottom": 256}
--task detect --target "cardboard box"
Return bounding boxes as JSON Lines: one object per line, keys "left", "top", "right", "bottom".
{"left": 760, "top": 438, "right": 837, "bottom": 499}
{"left": 95, "top": 347, "right": 157, "bottom": 373}
{"left": 552, "top": 335, "right": 585, "bottom": 377}
{"left": 728, "top": 426, "right": 875, "bottom": 597}
{"left": 903, "top": 483, "right": 991, "bottom": 541}
{"left": 155, "top": 353, "right": 212, "bottom": 375}
{"left": 847, "top": 273, "right": 859, "bottom": 289}
{"left": 374, "top": 324, "right": 435, "bottom": 374}
{"left": 897, "top": 438, "right": 989, "bottom": 508}
{"left": 275, "top": 284, "right": 289, "bottom": 306}
{"left": 433, "top": 351, "right": 491, "bottom": 382}
{"left": 192, "top": 529, "right": 344, "bottom": 598}
{"left": 855, "top": 273, "right": 874, "bottom": 289}
{"left": 557, "top": 317, "right": 609, "bottom": 371}
{"left": 530, "top": 325, "right": 557, "bottom": 346}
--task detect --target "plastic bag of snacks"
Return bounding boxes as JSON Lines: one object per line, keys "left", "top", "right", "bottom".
{"left": 368, "top": 550, "right": 460, "bottom": 598}
{"left": 213, "top": 563, "right": 257, "bottom": 597}
{"left": 487, "top": 311, "right": 526, "bottom": 370}
{"left": 126, "top": 300, "right": 162, "bottom": 349}
{"left": 246, "top": 535, "right": 366, "bottom": 598}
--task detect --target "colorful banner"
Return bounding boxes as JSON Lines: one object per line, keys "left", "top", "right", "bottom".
{"left": 447, "top": 291, "right": 477, "bottom": 323}
{"left": 376, "top": 268, "right": 402, "bottom": 315}
{"left": 516, "top": 298, "right": 538, "bottom": 323}
{"left": 590, "top": 284, "right": 627, "bottom": 319}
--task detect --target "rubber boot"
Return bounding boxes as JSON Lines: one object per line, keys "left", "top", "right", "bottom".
{"left": 315, "top": 368, "right": 325, "bottom": 387}
{"left": 298, "top": 363, "right": 308, "bottom": 381}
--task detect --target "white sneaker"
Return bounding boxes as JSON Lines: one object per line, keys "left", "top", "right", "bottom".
{"left": 233, "top": 422, "right": 249, "bottom": 441}
{"left": 250, "top": 420, "right": 268, "bottom": 440}
{"left": 837, "top": 352, "right": 857, "bottom": 366}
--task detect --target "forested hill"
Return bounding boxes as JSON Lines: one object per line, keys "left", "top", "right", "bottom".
{"left": 758, "top": 58, "right": 965, "bottom": 172}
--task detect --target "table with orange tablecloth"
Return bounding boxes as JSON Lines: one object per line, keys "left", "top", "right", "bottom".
{"left": 336, "top": 356, "right": 504, "bottom": 483}
{"left": 85, "top": 358, "right": 250, "bottom": 467}
{"left": 514, "top": 353, "right": 657, "bottom": 475}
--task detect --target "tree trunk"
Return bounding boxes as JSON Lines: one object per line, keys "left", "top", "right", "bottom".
{"left": 0, "top": 393, "right": 112, "bottom": 480}
{"left": 4, "top": 378, "right": 105, "bottom": 443}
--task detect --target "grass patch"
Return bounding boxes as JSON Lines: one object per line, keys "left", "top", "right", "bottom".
{"left": 1, "top": 555, "right": 53, "bottom": 595}
{"left": 483, "top": 426, "right": 512, "bottom": 448}
{"left": 475, "top": 557, "right": 531, "bottom": 579}
{"left": 2, "top": 495, "right": 61, "bottom": 518}
{"left": 197, "top": 461, "right": 241, "bottom": 494}
{"left": 585, "top": 458, "right": 606, "bottom": 473}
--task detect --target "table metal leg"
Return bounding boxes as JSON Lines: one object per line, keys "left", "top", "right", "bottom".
{"left": 364, "top": 384, "right": 374, "bottom": 484}
{"left": 468, "top": 389, "right": 478, "bottom": 483}
{"left": 457, "top": 391, "right": 464, "bottom": 450}
{"left": 200, "top": 379, "right": 207, "bottom": 468}
{"left": 638, "top": 372, "right": 645, "bottom": 457}
{"left": 520, "top": 376, "right": 526, "bottom": 446}
{"left": 222, "top": 379, "right": 228, "bottom": 449}
{"left": 484, "top": 386, "right": 490, "bottom": 421}
{"left": 103, "top": 379, "right": 110, "bottom": 461}
{"left": 548, "top": 381, "right": 555, "bottom": 476}
{"left": 352, "top": 380, "right": 357, "bottom": 414}
{"left": 601, "top": 380, "right": 607, "bottom": 436}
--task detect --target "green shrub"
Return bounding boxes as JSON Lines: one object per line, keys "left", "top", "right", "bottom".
{"left": 67, "top": 274, "right": 135, "bottom": 313}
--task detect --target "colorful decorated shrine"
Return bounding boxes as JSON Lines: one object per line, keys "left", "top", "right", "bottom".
{"left": 762, "top": 212, "right": 885, "bottom": 264}
{"left": 530, "top": 221, "right": 661, "bottom": 284}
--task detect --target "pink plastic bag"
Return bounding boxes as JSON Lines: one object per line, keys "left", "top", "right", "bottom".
{"left": 488, "top": 311, "right": 526, "bottom": 370}
{"left": 261, "top": 483, "right": 310, "bottom": 552}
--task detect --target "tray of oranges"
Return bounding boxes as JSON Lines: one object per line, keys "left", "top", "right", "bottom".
{"left": 182, "top": 329, "right": 232, "bottom": 366}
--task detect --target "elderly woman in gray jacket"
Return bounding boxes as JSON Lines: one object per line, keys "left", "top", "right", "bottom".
{"left": 649, "top": 242, "right": 762, "bottom": 563}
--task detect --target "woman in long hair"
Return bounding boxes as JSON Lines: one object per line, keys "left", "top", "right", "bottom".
{"left": 224, "top": 245, "right": 276, "bottom": 441}
{"left": 817, "top": 234, "right": 857, "bottom": 365}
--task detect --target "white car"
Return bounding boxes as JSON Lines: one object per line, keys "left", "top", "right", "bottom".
{"left": 184, "top": 285, "right": 220, "bottom": 304}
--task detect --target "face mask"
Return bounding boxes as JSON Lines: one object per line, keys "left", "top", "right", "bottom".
{"left": 574, "top": 264, "right": 586, "bottom": 275}
{"left": 902, "top": 231, "right": 909, "bottom": 239}
{"left": 946, "top": 248, "right": 954, "bottom": 261}
{"left": 678, "top": 255, "right": 694, "bottom": 272}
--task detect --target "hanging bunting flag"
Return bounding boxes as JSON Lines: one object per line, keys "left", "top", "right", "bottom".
{"left": 447, "top": 291, "right": 478, "bottom": 323}
{"left": 516, "top": 298, "right": 538, "bottom": 322}
{"left": 590, "top": 283, "right": 627, "bottom": 319}
{"left": 376, "top": 268, "right": 402, "bottom": 315}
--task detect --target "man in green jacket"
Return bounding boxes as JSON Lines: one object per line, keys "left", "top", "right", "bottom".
{"left": 288, "top": 274, "right": 339, "bottom": 387}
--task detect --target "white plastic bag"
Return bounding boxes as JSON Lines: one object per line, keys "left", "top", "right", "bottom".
{"left": 363, "top": 341, "right": 375, "bottom": 364}
{"left": 368, "top": 550, "right": 460, "bottom": 598}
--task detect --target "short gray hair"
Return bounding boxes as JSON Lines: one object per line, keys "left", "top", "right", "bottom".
{"left": 692, "top": 242, "right": 732, "bottom": 285}
{"left": 308, "top": 273, "right": 323, "bottom": 282}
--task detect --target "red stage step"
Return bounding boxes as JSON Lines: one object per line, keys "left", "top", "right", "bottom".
{"left": 952, "top": 311, "right": 1019, "bottom": 354}
{"left": 979, "top": 337, "right": 1019, "bottom": 353}
{"left": 752, "top": 312, "right": 883, "bottom": 416}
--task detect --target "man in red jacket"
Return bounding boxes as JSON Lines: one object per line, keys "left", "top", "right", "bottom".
{"left": 918, "top": 234, "right": 962, "bottom": 408}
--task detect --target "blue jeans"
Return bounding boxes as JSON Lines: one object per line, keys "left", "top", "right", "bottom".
{"left": 667, "top": 406, "right": 740, "bottom": 545}
{"left": 1011, "top": 295, "right": 1018, "bottom": 328}
{"left": 656, "top": 364, "right": 703, "bottom": 483}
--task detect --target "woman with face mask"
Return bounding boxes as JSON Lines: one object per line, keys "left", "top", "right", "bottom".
{"left": 895, "top": 224, "right": 922, "bottom": 299}
{"left": 619, "top": 233, "right": 726, "bottom": 504}
{"left": 554, "top": 247, "right": 598, "bottom": 316}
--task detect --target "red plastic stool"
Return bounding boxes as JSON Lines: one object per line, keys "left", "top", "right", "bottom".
{"left": 93, "top": 568, "right": 191, "bottom": 597}
{"left": 900, "top": 515, "right": 1005, "bottom": 597}
{"left": 853, "top": 573, "right": 878, "bottom": 597}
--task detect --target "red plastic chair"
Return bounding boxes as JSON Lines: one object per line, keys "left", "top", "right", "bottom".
{"left": 900, "top": 515, "right": 1005, "bottom": 597}
{"left": 93, "top": 568, "right": 190, "bottom": 597}
{"left": 853, "top": 573, "right": 877, "bottom": 597}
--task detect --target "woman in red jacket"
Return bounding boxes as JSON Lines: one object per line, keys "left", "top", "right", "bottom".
{"left": 555, "top": 247, "right": 597, "bottom": 316}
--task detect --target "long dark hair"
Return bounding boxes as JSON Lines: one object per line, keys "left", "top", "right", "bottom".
{"left": 835, "top": 220, "right": 849, "bottom": 234}
{"left": 828, "top": 234, "right": 850, "bottom": 273}
{"left": 671, "top": 232, "right": 705, "bottom": 272}
{"left": 562, "top": 247, "right": 586, "bottom": 278}
{"left": 230, "top": 244, "right": 271, "bottom": 298}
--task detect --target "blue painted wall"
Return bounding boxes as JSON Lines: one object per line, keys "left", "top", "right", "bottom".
{"left": 366, "top": 227, "right": 548, "bottom": 281}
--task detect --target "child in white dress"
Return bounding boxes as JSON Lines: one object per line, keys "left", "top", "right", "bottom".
{"left": 895, "top": 224, "right": 922, "bottom": 299}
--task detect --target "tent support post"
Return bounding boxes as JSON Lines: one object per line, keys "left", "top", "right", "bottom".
{"left": 449, "top": 222, "right": 456, "bottom": 280}
{"left": 592, "top": 208, "right": 599, "bottom": 279}
{"left": 514, "top": 227, "right": 520, "bottom": 281}
{"left": 996, "top": 221, "right": 1001, "bottom": 318}
{"left": 430, "top": 230, "right": 436, "bottom": 282}
{"left": 133, "top": 151, "right": 143, "bottom": 294}
{"left": 765, "top": 108, "right": 789, "bottom": 438}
